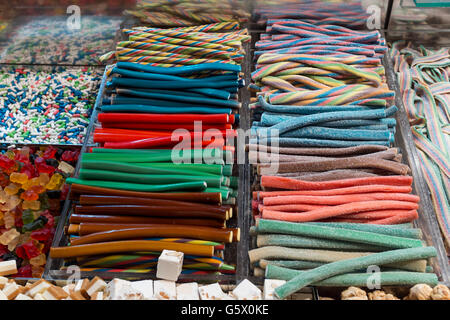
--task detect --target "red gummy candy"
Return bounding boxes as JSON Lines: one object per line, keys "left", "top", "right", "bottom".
{"left": 0, "top": 155, "right": 15, "bottom": 170}
{"left": 42, "top": 146, "right": 57, "bottom": 160}
{"left": 60, "top": 184, "right": 70, "bottom": 200}
{"left": 31, "top": 226, "right": 53, "bottom": 242}
{"left": 20, "top": 163, "right": 39, "bottom": 179}
{"left": 14, "top": 151, "right": 29, "bottom": 164}
{"left": 11, "top": 264, "right": 32, "bottom": 278}
{"left": 61, "top": 150, "right": 79, "bottom": 162}
{"left": 34, "top": 157, "right": 56, "bottom": 175}
{"left": 16, "top": 241, "right": 41, "bottom": 259}
{"left": 0, "top": 173, "right": 9, "bottom": 188}
{"left": 42, "top": 231, "right": 55, "bottom": 254}
{"left": 21, "top": 190, "right": 39, "bottom": 201}
{"left": 41, "top": 210, "right": 55, "bottom": 228}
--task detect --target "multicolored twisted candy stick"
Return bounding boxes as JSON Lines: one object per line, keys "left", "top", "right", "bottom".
{"left": 127, "top": 31, "right": 243, "bottom": 49}
{"left": 116, "top": 51, "right": 234, "bottom": 65}
{"left": 392, "top": 42, "right": 450, "bottom": 248}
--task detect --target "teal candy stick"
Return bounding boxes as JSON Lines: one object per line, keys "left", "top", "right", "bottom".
{"left": 274, "top": 246, "right": 437, "bottom": 299}
{"left": 266, "top": 265, "right": 438, "bottom": 287}
{"left": 256, "top": 219, "right": 424, "bottom": 249}
{"left": 66, "top": 178, "right": 207, "bottom": 192}
{"left": 256, "top": 234, "right": 386, "bottom": 252}
{"left": 78, "top": 169, "right": 221, "bottom": 188}
{"left": 306, "top": 222, "right": 422, "bottom": 239}
{"left": 101, "top": 104, "right": 233, "bottom": 114}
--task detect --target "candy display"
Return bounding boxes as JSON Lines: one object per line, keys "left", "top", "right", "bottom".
{"left": 48, "top": 21, "right": 250, "bottom": 277}
{"left": 0, "top": 276, "right": 313, "bottom": 300}
{"left": 0, "top": 66, "right": 102, "bottom": 145}
{"left": 124, "top": 0, "right": 249, "bottom": 27}
{"left": 331, "top": 283, "right": 450, "bottom": 300}
{"left": 391, "top": 42, "right": 450, "bottom": 251}
{"left": 0, "top": 146, "right": 80, "bottom": 278}
{"left": 1, "top": 16, "right": 122, "bottom": 65}
{"left": 246, "top": 0, "right": 447, "bottom": 300}
{"left": 0, "top": 0, "right": 448, "bottom": 304}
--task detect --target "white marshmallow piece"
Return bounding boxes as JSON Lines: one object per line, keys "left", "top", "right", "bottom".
{"left": 199, "top": 283, "right": 226, "bottom": 300}
{"left": 0, "top": 290, "right": 7, "bottom": 300}
{"left": 104, "top": 279, "right": 143, "bottom": 300}
{"left": 263, "top": 279, "right": 286, "bottom": 300}
{"left": 15, "top": 294, "right": 33, "bottom": 300}
{"left": 0, "top": 260, "right": 17, "bottom": 277}
{"left": 131, "top": 280, "right": 154, "bottom": 300}
{"left": 156, "top": 250, "right": 184, "bottom": 281}
{"left": 176, "top": 282, "right": 199, "bottom": 300}
{"left": 232, "top": 279, "right": 262, "bottom": 300}
{"left": 153, "top": 280, "right": 176, "bottom": 300}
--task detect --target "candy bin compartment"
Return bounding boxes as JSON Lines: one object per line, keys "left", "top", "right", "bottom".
{"left": 45, "top": 35, "right": 249, "bottom": 284}
{"left": 0, "top": 143, "right": 82, "bottom": 280}
{"left": 0, "top": 64, "right": 104, "bottom": 147}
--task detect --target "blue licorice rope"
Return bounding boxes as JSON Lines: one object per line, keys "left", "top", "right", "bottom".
{"left": 110, "top": 67, "right": 238, "bottom": 82}
{"left": 253, "top": 126, "right": 392, "bottom": 141}
{"left": 100, "top": 104, "right": 232, "bottom": 114}
{"left": 116, "top": 88, "right": 240, "bottom": 108}
{"left": 107, "top": 76, "right": 238, "bottom": 91}
{"left": 258, "top": 106, "right": 398, "bottom": 135}
{"left": 105, "top": 96, "right": 229, "bottom": 110}
{"left": 257, "top": 96, "right": 382, "bottom": 114}
{"left": 109, "top": 86, "right": 230, "bottom": 100}
{"left": 117, "top": 61, "right": 241, "bottom": 75}
{"left": 250, "top": 137, "right": 390, "bottom": 148}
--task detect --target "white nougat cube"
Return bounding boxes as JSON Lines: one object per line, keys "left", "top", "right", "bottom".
{"left": 153, "top": 280, "right": 176, "bottom": 300}
{"left": 0, "top": 290, "right": 7, "bottom": 300}
{"left": 232, "top": 279, "right": 262, "bottom": 300}
{"left": 263, "top": 279, "right": 286, "bottom": 300}
{"left": 104, "top": 278, "right": 143, "bottom": 300}
{"left": 156, "top": 250, "right": 184, "bottom": 281}
{"left": 176, "top": 282, "right": 199, "bottom": 300}
{"left": 199, "top": 283, "right": 226, "bottom": 300}
{"left": 15, "top": 294, "right": 33, "bottom": 300}
{"left": 131, "top": 280, "right": 154, "bottom": 300}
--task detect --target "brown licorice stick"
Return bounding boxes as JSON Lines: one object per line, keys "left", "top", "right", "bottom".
{"left": 262, "top": 200, "right": 419, "bottom": 223}
{"left": 74, "top": 205, "right": 227, "bottom": 220}
{"left": 274, "top": 170, "right": 379, "bottom": 181}
{"left": 76, "top": 223, "right": 228, "bottom": 236}
{"left": 252, "top": 148, "right": 399, "bottom": 164}
{"left": 262, "top": 193, "right": 420, "bottom": 206}
{"left": 69, "top": 214, "right": 226, "bottom": 228}
{"left": 260, "top": 176, "right": 413, "bottom": 190}
{"left": 50, "top": 240, "right": 214, "bottom": 258}
{"left": 246, "top": 144, "right": 389, "bottom": 156}
{"left": 69, "top": 184, "right": 222, "bottom": 204}
{"left": 253, "top": 185, "right": 413, "bottom": 200}
{"left": 258, "top": 157, "right": 410, "bottom": 175}
{"left": 224, "top": 228, "right": 241, "bottom": 242}
{"left": 70, "top": 226, "right": 234, "bottom": 246}
{"left": 78, "top": 195, "right": 225, "bottom": 211}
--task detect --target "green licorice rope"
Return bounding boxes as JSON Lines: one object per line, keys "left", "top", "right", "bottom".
{"left": 256, "top": 234, "right": 386, "bottom": 252}
{"left": 91, "top": 148, "right": 233, "bottom": 161}
{"left": 138, "top": 163, "right": 232, "bottom": 176}
{"left": 256, "top": 219, "right": 424, "bottom": 249}
{"left": 266, "top": 265, "right": 438, "bottom": 287}
{"left": 248, "top": 246, "right": 426, "bottom": 272}
{"left": 258, "top": 259, "right": 323, "bottom": 270}
{"left": 273, "top": 246, "right": 437, "bottom": 299}
{"left": 307, "top": 222, "right": 421, "bottom": 239}
{"left": 78, "top": 169, "right": 222, "bottom": 188}
{"left": 83, "top": 151, "right": 226, "bottom": 165}
{"left": 66, "top": 178, "right": 207, "bottom": 192}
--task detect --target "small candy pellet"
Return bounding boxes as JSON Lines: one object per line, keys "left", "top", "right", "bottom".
{"left": 0, "top": 67, "right": 101, "bottom": 145}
